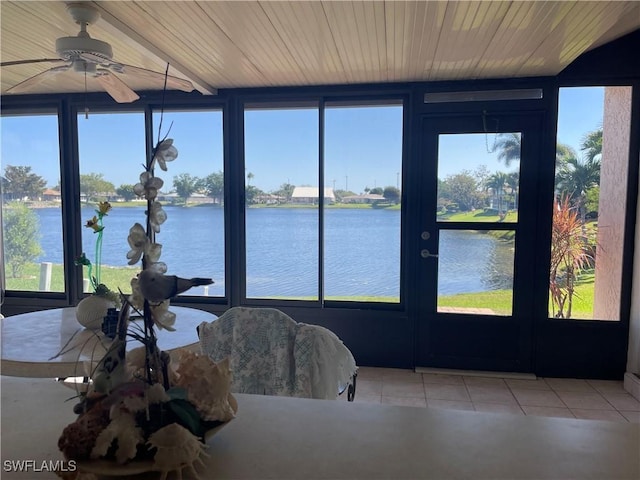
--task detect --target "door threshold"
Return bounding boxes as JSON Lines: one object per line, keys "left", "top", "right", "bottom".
{"left": 416, "top": 367, "right": 536, "bottom": 380}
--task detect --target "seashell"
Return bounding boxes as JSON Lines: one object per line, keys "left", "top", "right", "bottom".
{"left": 176, "top": 352, "right": 235, "bottom": 422}
{"left": 76, "top": 295, "right": 115, "bottom": 330}
{"left": 147, "top": 423, "right": 208, "bottom": 480}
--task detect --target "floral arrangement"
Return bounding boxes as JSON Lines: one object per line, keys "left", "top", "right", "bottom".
{"left": 58, "top": 125, "right": 236, "bottom": 478}
{"left": 75, "top": 201, "right": 119, "bottom": 305}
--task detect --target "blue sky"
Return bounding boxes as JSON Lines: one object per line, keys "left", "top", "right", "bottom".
{"left": 1, "top": 87, "right": 604, "bottom": 194}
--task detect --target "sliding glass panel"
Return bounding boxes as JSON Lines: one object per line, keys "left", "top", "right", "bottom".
{"left": 551, "top": 86, "right": 632, "bottom": 320}
{"left": 324, "top": 103, "right": 403, "bottom": 302}
{"left": 436, "top": 230, "right": 514, "bottom": 316}
{"left": 151, "top": 109, "right": 225, "bottom": 298}
{"left": 1, "top": 113, "right": 64, "bottom": 293}
{"left": 437, "top": 133, "right": 520, "bottom": 223}
{"left": 77, "top": 112, "right": 146, "bottom": 295}
{"left": 244, "top": 106, "right": 319, "bottom": 299}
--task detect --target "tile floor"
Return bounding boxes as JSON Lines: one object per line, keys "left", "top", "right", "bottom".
{"left": 341, "top": 367, "right": 640, "bottom": 423}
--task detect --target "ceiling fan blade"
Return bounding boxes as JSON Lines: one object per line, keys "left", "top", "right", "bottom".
{"left": 1, "top": 58, "right": 65, "bottom": 67}
{"left": 6, "top": 64, "right": 71, "bottom": 94}
{"left": 113, "top": 64, "right": 194, "bottom": 92}
{"left": 95, "top": 70, "right": 139, "bottom": 103}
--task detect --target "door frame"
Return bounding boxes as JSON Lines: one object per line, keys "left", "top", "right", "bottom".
{"left": 409, "top": 110, "right": 546, "bottom": 373}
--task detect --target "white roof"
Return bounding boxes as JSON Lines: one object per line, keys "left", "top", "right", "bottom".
{"left": 291, "top": 187, "right": 335, "bottom": 199}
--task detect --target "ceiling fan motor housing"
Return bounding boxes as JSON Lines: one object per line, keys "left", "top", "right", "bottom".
{"left": 56, "top": 35, "right": 113, "bottom": 64}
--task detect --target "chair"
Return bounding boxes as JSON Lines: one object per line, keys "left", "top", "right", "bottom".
{"left": 198, "top": 307, "right": 357, "bottom": 401}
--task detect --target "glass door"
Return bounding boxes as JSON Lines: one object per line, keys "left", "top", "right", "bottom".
{"left": 414, "top": 112, "right": 543, "bottom": 372}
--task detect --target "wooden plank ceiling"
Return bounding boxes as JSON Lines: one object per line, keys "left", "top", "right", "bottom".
{"left": 1, "top": 1, "right": 639, "bottom": 98}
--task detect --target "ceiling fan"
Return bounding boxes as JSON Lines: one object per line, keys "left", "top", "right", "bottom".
{"left": 1, "top": 2, "right": 194, "bottom": 103}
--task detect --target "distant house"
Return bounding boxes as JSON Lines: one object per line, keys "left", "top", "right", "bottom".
{"left": 41, "top": 189, "right": 62, "bottom": 202}
{"left": 291, "top": 187, "right": 335, "bottom": 204}
{"left": 342, "top": 193, "right": 385, "bottom": 204}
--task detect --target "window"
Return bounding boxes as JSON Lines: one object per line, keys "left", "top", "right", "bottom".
{"left": 1, "top": 112, "right": 64, "bottom": 293}
{"left": 435, "top": 133, "right": 519, "bottom": 315}
{"left": 151, "top": 109, "right": 225, "bottom": 298}
{"left": 551, "top": 86, "right": 632, "bottom": 320}
{"left": 244, "top": 105, "right": 319, "bottom": 300}
{"left": 77, "top": 111, "right": 146, "bottom": 295}
{"left": 324, "top": 103, "right": 403, "bottom": 302}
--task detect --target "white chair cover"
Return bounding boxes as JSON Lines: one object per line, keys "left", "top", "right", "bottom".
{"left": 198, "top": 307, "right": 357, "bottom": 400}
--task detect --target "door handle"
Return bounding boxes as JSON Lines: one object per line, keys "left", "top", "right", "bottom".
{"left": 420, "top": 249, "right": 438, "bottom": 258}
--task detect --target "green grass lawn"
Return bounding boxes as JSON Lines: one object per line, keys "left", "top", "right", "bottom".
{"left": 7, "top": 262, "right": 596, "bottom": 319}
{"left": 441, "top": 210, "right": 519, "bottom": 223}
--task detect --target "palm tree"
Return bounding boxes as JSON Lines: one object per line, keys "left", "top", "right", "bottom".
{"left": 247, "top": 171, "right": 254, "bottom": 186}
{"left": 580, "top": 128, "right": 602, "bottom": 163}
{"left": 494, "top": 133, "right": 521, "bottom": 167}
{"left": 556, "top": 156, "right": 600, "bottom": 228}
{"left": 485, "top": 172, "right": 509, "bottom": 218}
{"left": 506, "top": 171, "right": 519, "bottom": 210}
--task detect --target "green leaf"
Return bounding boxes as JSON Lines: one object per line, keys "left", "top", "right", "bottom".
{"left": 166, "top": 398, "right": 205, "bottom": 437}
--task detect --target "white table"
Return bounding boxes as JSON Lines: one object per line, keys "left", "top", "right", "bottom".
{"left": 1, "top": 376, "right": 638, "bottom": 480}
{"left": 0, "top": 306, "right": 215, "bottom": 378}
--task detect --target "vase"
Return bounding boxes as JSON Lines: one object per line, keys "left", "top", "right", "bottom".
{"left": 76, "top": 295, "right": 115, "bottom": 330}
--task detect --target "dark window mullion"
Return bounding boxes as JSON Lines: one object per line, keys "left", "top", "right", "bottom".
{"left": 318, "top": 100, "right": 325, "bottom": 304}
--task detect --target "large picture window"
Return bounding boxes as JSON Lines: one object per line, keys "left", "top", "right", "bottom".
{"left": 77, "top": 111, "right": 146, "bottom": 295}
{"left": 244, "top": 105, "right": 320, "bottom": 300}
{"left": 324, "top": 103, "right": 403, "bottom": 302}
{"left": 551, "top": 86, "right": 632, "bottom": 320}
{"left": 1, "top": 112, "right": 64, "bottom": 293}
{"left": 151, "top": 109, "right": 225, "bottom": 298}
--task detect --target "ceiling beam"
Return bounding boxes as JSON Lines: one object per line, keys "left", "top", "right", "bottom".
{"left": 92, "top": 3, "right": 217, "bottom": 95}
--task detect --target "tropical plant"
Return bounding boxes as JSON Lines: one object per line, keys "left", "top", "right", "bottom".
{"left": 549, "top": 195, "right": 593, "bottom": 319}
{"left": 555, "top": 156, "right": 600, "bottom": 224}
{"left": 494, "top": 133, "right": 521, "bottom": 167}
{"left": 485, "top": 172, "right": 509, "bottom": 217}
{"left": 580, "top": 128, "right": 602, "bottom": 163}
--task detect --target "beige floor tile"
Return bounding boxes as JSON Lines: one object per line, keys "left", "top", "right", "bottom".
{"left": 355, "top": 366, "right": 384, "bottom": 381}
{"left": 355, "top": 379, "right": 383, "bottom": 396}
{"left": 600, "top": 393, "right": 640, "bottom": 411}
{"left": 424, "top": 383, "right": 471, "bottom": 402}
{"left": 382, "top": 380, "right": 426, "bottom": 398}
{"left": 422, "top": 373, "right": 465, "bottom": 386}
{"left": 521, "top": 406, "right": 575, "bottom": 419}
{"left": 570, "top": 409, "right": 628, "bottom": 422}
{"left": 510, "top": 388, "right": 565, "bottom": 407}
{"left": 473, "top": 402, "right": 524, "bottom": 415}
{"left": 380, "top": 368, "right": 423, "bottom": 383}
{"left": 467, "top": 385, "right": 517, "bottom": 405}
{"left": 619, "top": 411, "right": 640, "bottom": 423}
{"left": 463, "top": 376, "right": 507, "bottom": 388}
{"left": 555, "top": 391, "right": 614, "bottom": 410}
{"left": 381, "top": 396, "right": 427, "bottom": 408}
{"left": 504, "top": 378, "right": 551, "bottom": 391}
{"left": 427, "top": 399, "right": 475, "bottom": 411}
{"left": 544, "top": 378, "right": 596, "bottom": 392}
{"left": 586, "top": 379, "right": 626, "bottom": 393}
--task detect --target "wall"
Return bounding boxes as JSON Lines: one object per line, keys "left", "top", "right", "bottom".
{"left": 594, "top": 87, "right": 633, "bottom": 319}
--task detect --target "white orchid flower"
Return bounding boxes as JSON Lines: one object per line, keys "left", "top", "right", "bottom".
{"left": 148, "top": 202, "right": 167, "bottom": 233}
{"left": 134, "top": 172, "right": 164, "bottom": 201}
{"left": 150, "top": 300, "right": 176, "bottom": 331}
{"left": 129, "top": 277, "right": 144, "bottom": 310}
{"left": 152, "top": 139, "right": 178, "bottom": 171}
{"left": 126, "top": 223, "right": 147, "bottom": 265}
